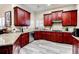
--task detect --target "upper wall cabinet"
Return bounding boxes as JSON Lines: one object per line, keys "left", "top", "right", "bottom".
{"left": 51, "top": 11, "right": 63, "bottom": 20}
{"left": 44, "top": 14, "right": 52, "bottom": 26}
{"left": 62, "top": 12, "right": 71, "bottom": 26}
{"left": 62, "top": 10, "right": 77, "bottom": 26}
{"left": 14, "top": 7, "right": 30, "bottom": 26}
{"left": 51, "top": 12, "right": 57, "bottom": 20}
{"left": 71, "top": 10, "right": 77, "bottom": 26}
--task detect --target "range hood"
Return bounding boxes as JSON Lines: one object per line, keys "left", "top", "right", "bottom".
{"left": 52, "top": 20, "right": 62, "bottom": 23}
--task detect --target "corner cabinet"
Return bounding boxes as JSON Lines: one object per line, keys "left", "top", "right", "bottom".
{"left": 44, "top": 14, "right": 52, "bottom": 26}
{"left": 62, "top": 10, "right": 77, "bottom": 26}
{"left": 14, "top": 7, "right": 30, "bottom": 26}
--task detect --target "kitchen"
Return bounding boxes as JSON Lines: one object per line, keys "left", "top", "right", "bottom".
{"left": 0, "top": 4, "right": 79, "bottom": 54}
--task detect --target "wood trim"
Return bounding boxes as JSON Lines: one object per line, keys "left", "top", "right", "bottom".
{"left": 14, "top": 6, "right": 30, "bottom": 14}
{"left": 51, "top": 10, "right": 63, "bottom": 13}
{"left": 63, "top": 10, "right": 77, "bottom": 13}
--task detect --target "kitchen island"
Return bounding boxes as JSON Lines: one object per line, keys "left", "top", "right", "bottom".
{"left": 0, "top": 32, "right": 29, "bottom": 54}
{"left": 0, "top": 32, "right": 22, "bottom": 45}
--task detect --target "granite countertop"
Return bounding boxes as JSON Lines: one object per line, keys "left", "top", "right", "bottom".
{"left": 0, "top": 29, "right": 34, "bottom": 46}
{"left": 72, "top": 35, "right": 79, "bottom": 40}
{"left": 0, "top": 32, "right": 22, "bottom": 46}
{"left": 35, "top": 29, "right": 72, "bottom": 33}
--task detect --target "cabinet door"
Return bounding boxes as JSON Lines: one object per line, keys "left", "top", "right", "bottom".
{"left": 14, "top": 7, "right": 19, "bottom": 26}
{"left": 44, "top": 14, "right": 48, "bottom": 26}
{"left": 17, "top": 8, "right": 25, "bottom": 26}
{"left": 50, "top": 32, "right": 62, "bottom": 42}
{"left": 34, "top": 31, "right": 42, "bottom": 40}
{"left": 44, "top": 14, "right": 52, "bottom": 26}
{"left": 24, "top": 11, "right": 30, "bottom": 26}
{"left": 71, "top": 10, "right": 77, "bottom": 26}
{"left": 49, "top": 32, "right": 55, "bottom": 42}
{"left": 55, "top": 32, "right": 63, "bottom": 43}
{"left": 57, "top": 11, "right": 62, "bottom": 20}
{"left": 52, "top": 12, "right": 57, "bottom": 20}
{"left": 63, "top": 33, "right": 73, "bottom": 44}
{"left": 62, "top": 12, "right": 71, "bottom": 26}
{"left": 14, "top": 7, "right": 30, "bottom": 26}
{"left": 42, "top": 31, "right": 50, "bottom": 40}
{"left": 48, "top": 14, "right": 52, "bottom": 26}
{"left": 20, "top": 33, "right": 29, "bottom": 48}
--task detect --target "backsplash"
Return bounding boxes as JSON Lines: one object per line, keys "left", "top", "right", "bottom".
{"left": 44, "top": 22, "right": 76, "bottom": 32}
{"left": 51, "top": 22, "right": 63, "bottom": 30}
{"left": 63, "top": 26, "right": 75, "bottom": 32}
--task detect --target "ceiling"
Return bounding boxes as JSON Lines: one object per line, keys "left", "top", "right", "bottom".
{"left": 0, "top": 4, "right": 77, "bottom": 13}
{"left": 22, "top": 4, "right": 76, "bottom": 13}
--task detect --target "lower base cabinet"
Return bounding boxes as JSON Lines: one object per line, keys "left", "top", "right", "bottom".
{"left": 0, "top": 45, "right": 13, "bottom": 54}
{"left": 50, "top": 32, "right": 63, "bottom": 43}
{"left": 34, "top": 31, "right": 63, "bottom": 43}
{"left": 63, "top": 32, "right": 73, "bottom": 44}
{"left": 34, "top": 31, "right": 77, "bottom": 44}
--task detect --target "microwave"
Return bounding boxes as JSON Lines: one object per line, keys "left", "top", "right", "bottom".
{"left": 73, "top": 28, "right": 79, "bottom": 37}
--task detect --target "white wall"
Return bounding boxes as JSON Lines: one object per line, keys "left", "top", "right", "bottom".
{"left": 35, "top": 4, "right": 77, "bottom": 32}
{"left": 76, "top": 5, "right": 79, "bottom": 28}
{"left": 0, "top": 4, "right": 12, "bottom": 29}
{"left": 0, "top": 4, "right": 12, "bottom": 18}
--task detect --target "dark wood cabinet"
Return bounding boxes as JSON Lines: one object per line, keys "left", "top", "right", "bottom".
{"left": 44, "top": 10, "right": 77, "bottom": 26}
{"left": 44, "top": 14, "right": 52, "bottom": 26}
{"left": 50, "top": 32, "right": 56, "bottom": 42}
{"left": 62, "top": 10, "right": 77, "bottom": 26}
{"left": 63, "top": 32, "right": 73, "bottom": 44}
{"left": 19, "top": 33, "right": 29, "bottom": 47}
{"left": 50, "top": 32, "right": 63, "bottom": 43}
{"left": 44, "top": 11, "right": 62, "bottom": 26}
{"left": 62, "top": 12, "right": 71, "bottom": 26}
{"left": 34, "top": 31, "right": 77, "bottom": 44}
{"left": 42, "top": 31, "right": 50, "bottom": 40}
{"left": 51, "top": 11, "right": 63, "bottom": 20}
{"left": 34, "top": 31, "right": 42, "bottom": 40}
{"left": 57, "top": 11, "right": 63, "bottom": 20}
{"left": 34, "top": 31, "right": 63, "bottom": 43}
{"left": 51, "top": 12, "right": 57, "bottom": 20}
{"left": 14, "top": 33, "right": 29, "bottom": 48}
{"left": 71, "top": 10, "right": 77, "bottom": 26}
{"left": 14, "top": 7, "right": 30, "bottom": 26}
{"left": 0, "top": 45, "right": 13, "bottom": 54}
{"left": 24, "top": 11, "right": 30, "bottom": 26}
{"left": 54, "top": 32, "right": 63, "bottom": 42}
